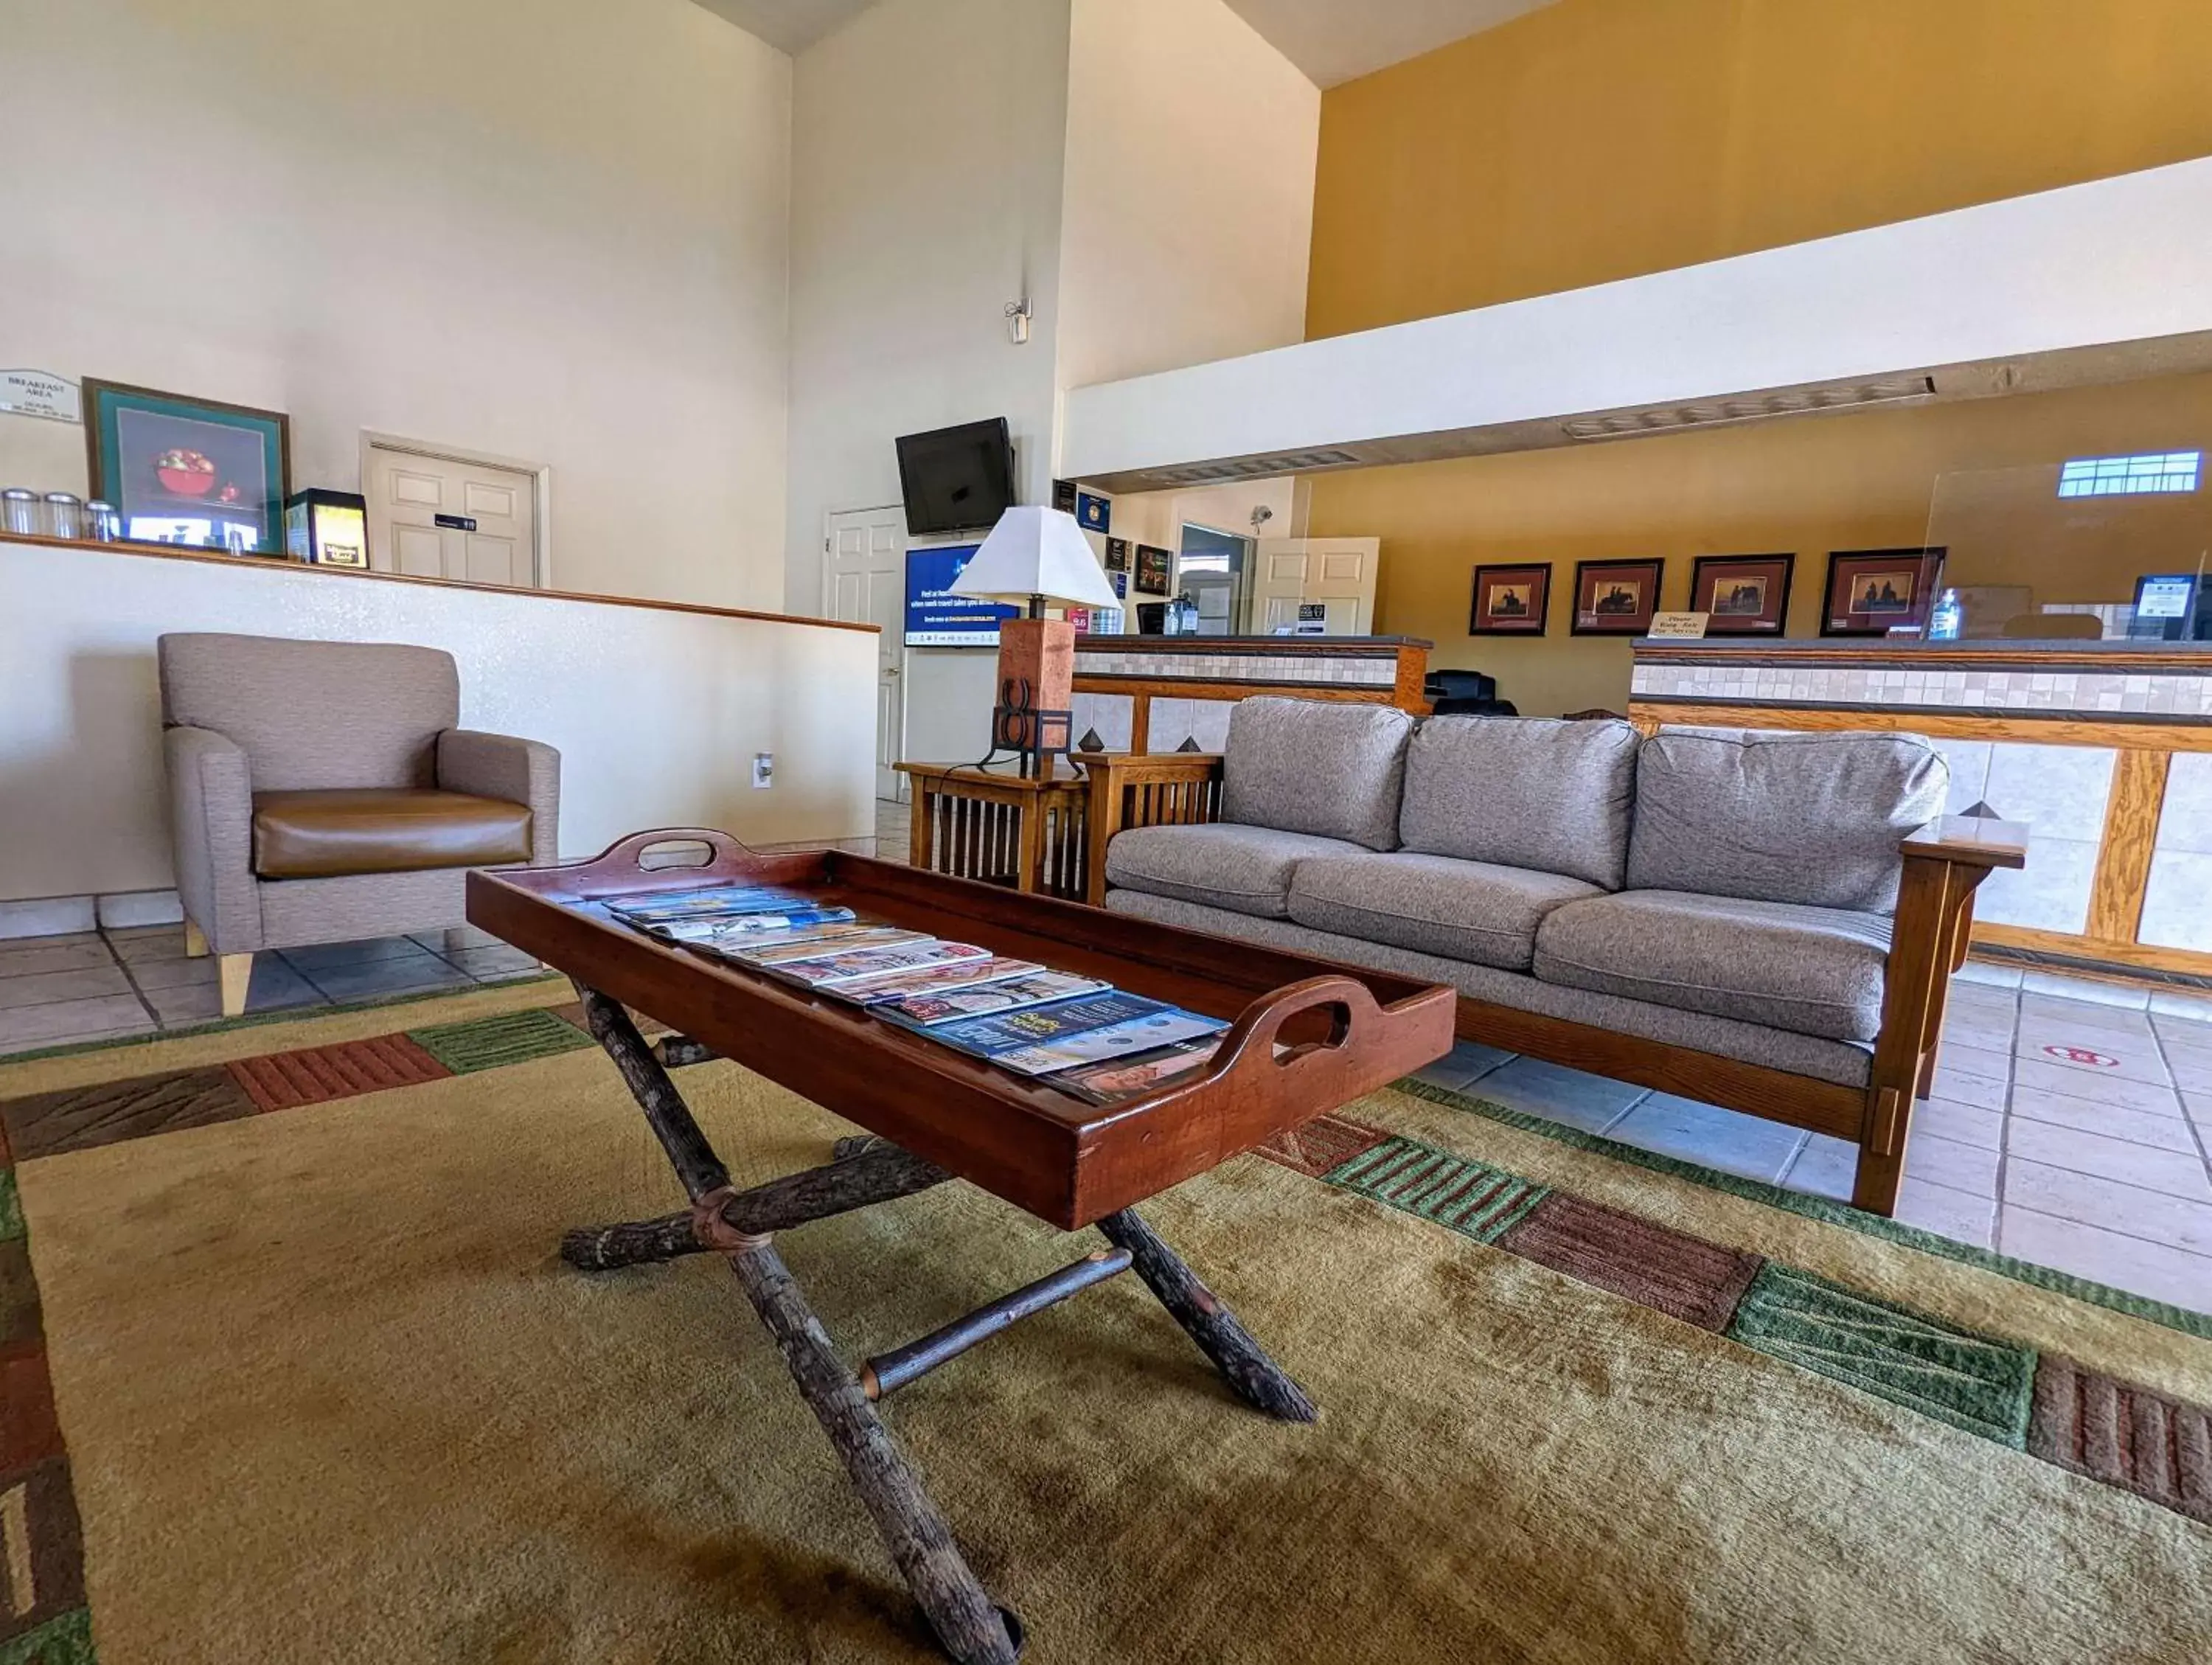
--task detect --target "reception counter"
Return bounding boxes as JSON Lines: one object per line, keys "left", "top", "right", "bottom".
{"left": 1070, "top": 635, "right": 1430, "bottom": 753}
{"left": 1, "top": 535, "right": 879, "bottom": 924}
{"left": 1630, "top": 640, "right": 2212, "bottom": 984}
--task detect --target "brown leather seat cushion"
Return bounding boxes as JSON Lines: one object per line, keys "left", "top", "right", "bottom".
{"left": 251, "top": 789, "right": 533, "bottom": 879}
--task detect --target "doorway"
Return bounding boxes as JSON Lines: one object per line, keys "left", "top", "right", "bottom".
{"left": 1249, "top": 537, "right": 1380, "bottom": 634}
{"left": 361, "top": 437, "right": 544, "bottom": 588}
{"left": 1176, "top": 523, "right": 1253, "bottom": 633}
{"left": 824, "top": 504, "right": 908, "bottom": 801}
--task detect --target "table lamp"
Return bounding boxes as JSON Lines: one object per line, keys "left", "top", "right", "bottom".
{"left": 949, "top": 505, "right": 1121, "bottom": 776}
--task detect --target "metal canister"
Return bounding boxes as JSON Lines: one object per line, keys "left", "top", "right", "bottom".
{"left": 41, "top": 492, "right": 83, "bottom": 540}
{"left": 85, "top": 501, "right": 122, "bottom": 542}
{"left": 1, "top": 488, "right": 37, "bottom": 538}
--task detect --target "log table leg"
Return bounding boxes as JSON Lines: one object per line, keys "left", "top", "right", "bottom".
{"left": 562, "top": 984, "right": 1020, "bottom": 1664}
{"left": 730, "top": 1240, "right": 1023, "bottom": 1665}
{"left": 1096, "top": 1207, "right": 1317, "bottom": 1424}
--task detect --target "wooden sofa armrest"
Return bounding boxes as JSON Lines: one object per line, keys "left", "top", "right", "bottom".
{"left": 1075, "top": 752, "right": 1227, "bottom": 906}
{"left": 1854, "top": 816, "right": 2031, "bottom": 1213}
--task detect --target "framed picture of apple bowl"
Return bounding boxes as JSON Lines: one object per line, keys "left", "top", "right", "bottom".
{"left": 1823, "top": 547, "right": 1946, "bottom": 637}
{"left": 1571, "top": 558, "right": 1665, "bottom": 636}
{"left": 84, "top": 379, "right": 291, "bottom": 555}
{"left": 1469, "top": 563, "right": 1551, "bottom": 635}
{"left": 1691, "top": 553, "right": 1795, "bottom": 636}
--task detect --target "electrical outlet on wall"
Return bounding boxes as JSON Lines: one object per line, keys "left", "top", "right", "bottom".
{"left": 751, "top": 752, "right": 773, "bottom": 789}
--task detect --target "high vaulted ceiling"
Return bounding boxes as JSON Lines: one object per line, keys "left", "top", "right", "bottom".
{"left": 690, "top": 0, "right": 1562, "bottom": 83}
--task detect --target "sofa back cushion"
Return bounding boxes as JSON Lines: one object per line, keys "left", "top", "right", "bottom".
{"left": 1399, "top": 716, "right": 1640, "bottom": 889}
{"left": 1627, "top": 728, "right": 1948, "bottom": 912}
{"left": 159, "top": 632, "right": 459, "bottom": 792}
{"left": 1222, "top": 696, "right": 1414, "bottom": 852}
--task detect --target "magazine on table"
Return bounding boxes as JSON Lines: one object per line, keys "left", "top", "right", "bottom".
{"left": 922, "top": 990, "right": 1224, "bottom": 1071}
{"left": 602, "top": 883, "right": 815, "bottom": 928}
{"left": 771, "top": 939, "right": 993, "bottom": 991}
{"left": 718, "top": 924, "right": 928, "bottom": 966}
{"left": 839, "top": 956, "right": 1043, "bottom": 1004}
{"left": 992, "top": 1007, "right": 1228, "bottom": 1077}
{"left": 1055, "top": 1036, "right": 1227, "bottom": 1102}
{"left": 876, "top": 970, "right": 1111, "bottom": 1028}
{"left": 653, "top": 905, "right": 856, "bottom": 945}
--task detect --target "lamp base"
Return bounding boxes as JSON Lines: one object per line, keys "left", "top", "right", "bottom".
{"left": 984, "top": 617, "right": 1076, "bottom": 779}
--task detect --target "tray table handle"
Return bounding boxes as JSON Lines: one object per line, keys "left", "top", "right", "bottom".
{"left": 1212, "top": 974, "right": 1382, "bottom": 1080}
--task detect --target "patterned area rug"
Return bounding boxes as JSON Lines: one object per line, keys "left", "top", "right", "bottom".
{"left": 0, "top": 985, "right": 2207, "bottom": 1664}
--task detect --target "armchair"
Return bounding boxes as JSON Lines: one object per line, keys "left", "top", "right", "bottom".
{"left": 157, "top": 633, "right": 559, "bottom": 1015}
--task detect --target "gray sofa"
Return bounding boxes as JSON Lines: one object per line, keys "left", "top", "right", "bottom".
{"left": 1088, "top": 698, "right": 2026, "bottom": 1216}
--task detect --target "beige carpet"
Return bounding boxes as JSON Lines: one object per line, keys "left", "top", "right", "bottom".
{"left": 10, "top": 1014, "right": 2211, "bottom": 1663}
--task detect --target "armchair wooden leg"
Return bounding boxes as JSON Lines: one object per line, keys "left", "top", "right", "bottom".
{"left": 218, "top": 953, "right": 253, "bottom": 1018}
{"left": 184, "top": 919, "right": 209, "bottom": 959}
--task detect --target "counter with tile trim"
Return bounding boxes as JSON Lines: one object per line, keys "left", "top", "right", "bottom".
{"left": 1070, "top": 635, "right": 1428, "bottom": 754}
{"left": 1630, "top": 640, "right": 2212, "bottom": 987}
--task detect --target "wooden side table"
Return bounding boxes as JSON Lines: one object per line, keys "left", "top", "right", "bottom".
{"left": 895, "top": 759, "right": 1091, "bottom": 900}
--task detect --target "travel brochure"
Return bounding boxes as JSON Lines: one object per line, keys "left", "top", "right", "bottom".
{"left": 596, "top": 883, "right": 1226, "bottom": 1102}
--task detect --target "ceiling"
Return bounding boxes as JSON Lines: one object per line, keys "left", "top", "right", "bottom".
{"left": 690, "top": 0, "right": 1562, "bottom": 83}
{"left": 1220, "top": 0, "right": 1561, "bottom": 87}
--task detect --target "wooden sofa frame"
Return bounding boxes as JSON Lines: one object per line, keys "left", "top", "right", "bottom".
{"left": 1079, "top": 751, "right": 2026, "bottom": 1218}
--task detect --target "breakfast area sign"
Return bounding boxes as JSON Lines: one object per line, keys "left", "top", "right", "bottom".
{"left": 0, "top": 370, "right": 82, "bottom": 424}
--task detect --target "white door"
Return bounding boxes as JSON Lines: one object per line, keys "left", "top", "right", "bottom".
{"left": 1250, "top": 538, "right": 1380, "bottom": 633}
{"left": 365, "top": 445, "right": 539, "bottom": 587}
{"left": 824, "top": 506, "right": 908, "bottom": 801}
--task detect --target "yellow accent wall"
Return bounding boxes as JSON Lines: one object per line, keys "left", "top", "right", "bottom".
{"left": 1303, "top": 0, "right": 2212, "bottom": 714}
{"left": 1308, "top": 0, "right": 2212, "bottom": 338}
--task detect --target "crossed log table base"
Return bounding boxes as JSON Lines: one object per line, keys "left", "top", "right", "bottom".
{"left": 563, "top": 984, "right": 1318, "bottom": 1665}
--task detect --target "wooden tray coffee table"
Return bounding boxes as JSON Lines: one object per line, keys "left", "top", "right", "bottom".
{"left": 468, "top": 829, "right": 1455, "bottom": 1664}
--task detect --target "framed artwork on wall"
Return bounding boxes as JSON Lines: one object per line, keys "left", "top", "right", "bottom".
{"left": 1075, "top": 490, "right": 1111, "bottom": 535}
{"left": 1822, "top": 548, "right": 1947, "bottom": 636}
{"left": 1571, "top": 558, "right": 1664, "bottom": 636}
{"left": 1103, "top": 536, "right": 1130, "bottom": 571}
{"left": 1134, "top": 543, "right": 1174, "bottom": 595}
{"left": 1052, "top": 478, "right": 1078, "bottom": 514}
{"left": 1469, "top": 563, "right": 1551, "bottom": 635}
{"left": 83, "top": 378, "right": 290, "bottom": 555}
{"left": 1690, "top": 553, "right": 1795, "bottom": 636}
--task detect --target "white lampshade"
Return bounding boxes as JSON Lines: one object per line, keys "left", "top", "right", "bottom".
{"left": 947, "top": 505, "right": 1121, "bottom": 611}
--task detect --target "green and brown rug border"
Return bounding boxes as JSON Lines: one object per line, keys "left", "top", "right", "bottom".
{"left": 1, "top": 999, "right": 2206, "bottom": 1660}
{"left": 1397, "top": 1076, "right": 2212, "bottom": 1344}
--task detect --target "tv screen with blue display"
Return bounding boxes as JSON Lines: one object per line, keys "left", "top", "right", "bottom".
{"left": 905, "top": 544, "right": 1017, "bottom": 647}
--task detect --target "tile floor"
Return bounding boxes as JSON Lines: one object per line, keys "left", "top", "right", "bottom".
{"left": 869, "top": 795, "right": 2212, "bottom": 1313}
{"left": 0, "top": 923, "right": 546, "bottom": 1057}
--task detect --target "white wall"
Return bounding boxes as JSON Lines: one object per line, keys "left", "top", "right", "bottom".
{"left": 0, "top": 0, "right": 792, "bottom": 611}
{"left": 784, "top": 0, "right": 1077, "bottom": 767}
{"left": 1056, "top": 0, "right": 1320, "bottom": 392}
{"left": 0, "top": 541, "right": 878, "bottom": 905}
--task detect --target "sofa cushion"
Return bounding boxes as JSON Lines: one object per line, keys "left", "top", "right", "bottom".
{"left": 1104, "top": 822, "right": 1368, "bottom": 918}
{"left": 1222, "top": 696, "right": 1413, "bottom": 852}
{"left": 1627, "top": 728, "right": 1947, "bottom": 911}
{"left": 1399, "top": 716, "right": 1640, "bottom": 889}
{"left": 252, "top": 788, "right": 534, "bottom": 879}
{"left": 1105, "top": 889, "right": 1874, "bottom": 1089}
{"left": 1534, "top": 889, "right": 1893, "bottom": 1043}
{"left": 1287, "top": 852, "right": 1603, "bottom": 971}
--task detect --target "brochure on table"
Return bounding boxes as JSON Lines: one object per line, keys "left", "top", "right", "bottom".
{"left": 599, "top": 883, "right": 1228, "bottom": 1102}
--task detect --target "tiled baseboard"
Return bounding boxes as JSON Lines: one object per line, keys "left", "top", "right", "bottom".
{"left": 1, "top": 889, "right": 182, "bottom": 941}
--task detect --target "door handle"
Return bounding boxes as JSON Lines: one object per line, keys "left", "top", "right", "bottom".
{"left": 883, "top": 667, "right": 900, "bottom": 678}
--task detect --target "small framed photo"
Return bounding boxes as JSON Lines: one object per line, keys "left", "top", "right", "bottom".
{"left": 1052, "top": 478, "right": 1077, "bottom": 514}
{"left": 1823, "top": 548, "right": 1946, "bottom": 637}
{"left": 1134, "top": 543, "right": 1173, "bottom": 596}
{"left": 1109, "top": 569, "right": 1127, "bottom": 599}
{"left": 1075, "top": 490, "right": 1111, "bottom": 535}
{"left": 1103, "top": 536, "right": 1130, "bottom": 572}
{"left": 1469, "top": 563, "right": 1551, "bottom": 635}
{"left": 84, "top": 378, "right": 291, "bottom": 554}
{"left": 1690, "top": 553, "right": 1795, "bottom": 636}
{"left": 1571, "top": 558, "right": 1664, "bottom": 636}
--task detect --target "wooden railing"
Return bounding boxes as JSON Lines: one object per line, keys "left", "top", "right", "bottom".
{"left": 1076, "top": 752, "right": 1228, "bottom": 905}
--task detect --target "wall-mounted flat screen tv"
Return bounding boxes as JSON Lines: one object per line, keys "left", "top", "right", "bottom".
{"left": 896, "top": 417, "right": 1016, "bottom": 536}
